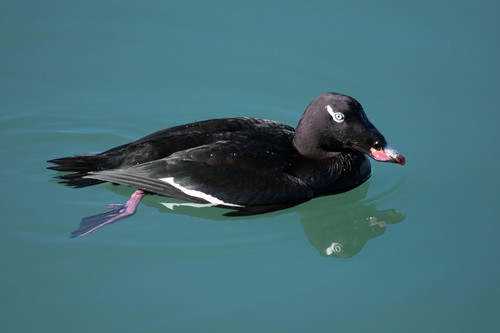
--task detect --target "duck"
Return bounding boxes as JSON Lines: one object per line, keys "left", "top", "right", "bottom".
{"left": 48, "top": 92, "right": 405, "bottom": 237}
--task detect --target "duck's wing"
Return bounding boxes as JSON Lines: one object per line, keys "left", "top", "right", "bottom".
{"left": 85, "top": 140, "right": 313, "bottom": 207}
{"left": 49, "top": 118, "right": 295, "bottom": 188}
{"left": 99, "top": 117, "right": 294, "bottom": 165}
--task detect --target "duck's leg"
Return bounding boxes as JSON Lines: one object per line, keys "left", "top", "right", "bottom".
{"left": 70, "top": 190, "right": 147, "bottom": 238}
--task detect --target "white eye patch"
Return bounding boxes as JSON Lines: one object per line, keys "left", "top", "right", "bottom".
{"left": 326, "top": 105, "right": 345, "bottom": 123}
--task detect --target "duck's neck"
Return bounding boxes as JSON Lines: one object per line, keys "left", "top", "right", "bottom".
{"left": 292, "top": 124, "right": 341, "bottom": 160}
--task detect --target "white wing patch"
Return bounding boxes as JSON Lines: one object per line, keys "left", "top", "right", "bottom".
{"left": 160, "top": 177, "right": 242, "bottom": 207}
{"left": 161, "top": 202, "right": 217, "bottom": 210}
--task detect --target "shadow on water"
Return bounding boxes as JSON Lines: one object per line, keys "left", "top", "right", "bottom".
{"left": 61, "top": 180, "right": 405, "bottom": 259}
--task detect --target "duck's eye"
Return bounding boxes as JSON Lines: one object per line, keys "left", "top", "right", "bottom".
{"left": 333, "top": 112, "right": 344, "bottom": 123}
{"left": 326, "top": 105, "right": 345, "bottom": 123}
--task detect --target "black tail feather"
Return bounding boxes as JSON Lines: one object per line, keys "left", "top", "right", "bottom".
{"left": 47, "top": 155, "right": 104, "bottom": 188}
{"left": 47, "top": 156, "right": 96, "bottom": 171}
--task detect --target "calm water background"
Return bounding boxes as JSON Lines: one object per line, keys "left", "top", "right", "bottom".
{"left": 2, "top": 1, "right": 499, "bottom": 332}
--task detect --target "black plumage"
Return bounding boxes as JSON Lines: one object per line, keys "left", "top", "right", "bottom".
{"left": 48, "top": 92, "right": 405, "bottom": 236}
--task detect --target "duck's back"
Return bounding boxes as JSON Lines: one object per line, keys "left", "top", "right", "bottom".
{"left": 48, "top": 117, "right": 297, "bottom": 189}
{"left": 99, "top": 117, "right": 296, "bottom": 169}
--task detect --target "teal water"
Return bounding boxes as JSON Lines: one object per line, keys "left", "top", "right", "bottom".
{"left": 2, "top": 0, "right": 499, "bottom": 332}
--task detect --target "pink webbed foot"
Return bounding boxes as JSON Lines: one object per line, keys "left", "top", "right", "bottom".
{"left": 70, "top": 190, "right": 147, "bottom": 237}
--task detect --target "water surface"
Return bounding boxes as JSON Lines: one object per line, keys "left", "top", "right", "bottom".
{"left": 1, "top": 1, "right": 499, "bottom": 332}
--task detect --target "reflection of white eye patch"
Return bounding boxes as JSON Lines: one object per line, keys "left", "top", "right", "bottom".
{"left": 326, "top": 105, "right": 345, "bottom": 123}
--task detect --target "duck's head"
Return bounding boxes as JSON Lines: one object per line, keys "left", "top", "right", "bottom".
{"left": 293, "top": 92, "right": 405, "bottom": 165}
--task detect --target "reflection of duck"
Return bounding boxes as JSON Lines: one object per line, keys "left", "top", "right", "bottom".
{"left": 48, "top": 92, "right": 405, "bottom": 237}
{"left": 68, "top": 180, "right": 405, "bottom": 259}
{"left": 296, "top": 184, "right": 405, "bottom": 258}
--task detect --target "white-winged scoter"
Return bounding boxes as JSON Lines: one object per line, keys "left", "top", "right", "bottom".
{"left": 48, "top": 92, "right": 405, "bottom": 237}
